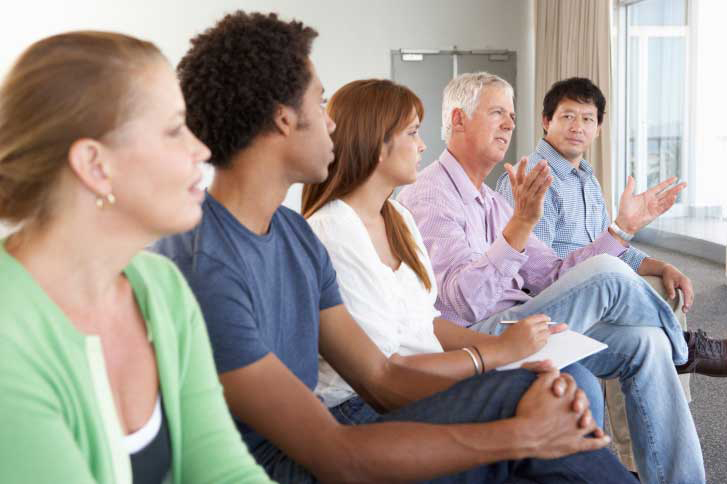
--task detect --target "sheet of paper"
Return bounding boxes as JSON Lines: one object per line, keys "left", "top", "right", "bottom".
{"left": 499, "top": 320, "right": 560, "bottom": 325}
{"left": 496, "top": 330, "right": 607, "bottom": 371}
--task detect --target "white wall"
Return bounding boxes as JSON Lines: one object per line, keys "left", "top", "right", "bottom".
{"left": 0, "top": 0, "right": 535, "bottom": 216}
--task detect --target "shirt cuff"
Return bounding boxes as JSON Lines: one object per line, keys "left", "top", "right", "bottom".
{"left": 484, "top": 236, "right": 528, "bottom": 276}
{"left": 593, "top": 230, "right": 628, "bottom": 257}
{"left": 620, "top": 246, "right": 649, "bottom": 272}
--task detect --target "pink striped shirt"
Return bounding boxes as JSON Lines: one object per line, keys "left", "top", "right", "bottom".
{"left": 397, "top": 149, "right": 626, "bottom": 327}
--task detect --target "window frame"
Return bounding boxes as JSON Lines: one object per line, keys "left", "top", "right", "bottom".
{"left": 613, "top": 0, "right": 691, "bottom": 216}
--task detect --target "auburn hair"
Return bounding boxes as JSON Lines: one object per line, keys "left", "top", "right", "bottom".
{"left": 302, "top": 79, "right": 431, "bottom": 290}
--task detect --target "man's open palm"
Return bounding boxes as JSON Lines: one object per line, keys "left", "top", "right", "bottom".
{"left": 615, "top": 176, "right": 686, "bottom": 234}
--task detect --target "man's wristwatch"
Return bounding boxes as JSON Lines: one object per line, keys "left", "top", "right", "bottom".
{"left": 609, "top": 222, "right": 634, "bottom": 241}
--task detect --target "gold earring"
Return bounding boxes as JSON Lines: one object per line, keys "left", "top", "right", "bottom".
{"left": 96, "top": 192, "right": 115, "bottom": 208}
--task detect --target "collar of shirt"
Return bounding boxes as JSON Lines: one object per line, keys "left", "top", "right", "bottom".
{"left": 535, "top": 138, "right": 594, "bottom": 180}
{"left": 438, "top": 149, "right": 496, "bottom": 206}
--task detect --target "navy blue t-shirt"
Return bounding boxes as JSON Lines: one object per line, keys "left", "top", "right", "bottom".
{"left": 153, "top": 192, "right": 342, "bottom": 451}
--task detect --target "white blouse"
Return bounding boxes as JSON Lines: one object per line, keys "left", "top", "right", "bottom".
{"left": 308, "top": 199, "right": 443, "bottom": 407}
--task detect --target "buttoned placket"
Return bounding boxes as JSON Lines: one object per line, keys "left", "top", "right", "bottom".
{"left": 574, "top": 168, "right": 596, "bottom": 241}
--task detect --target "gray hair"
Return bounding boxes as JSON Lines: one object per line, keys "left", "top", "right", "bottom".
{"left": 441, "top": 72, "right": 514, "bottom": 142}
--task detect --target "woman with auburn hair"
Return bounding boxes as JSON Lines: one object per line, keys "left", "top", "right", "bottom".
{"left": 302, "top": 79, "right": 604, "bottom": 425}
{"left": 0, "top": 32, "right": 272, "bottom": 483}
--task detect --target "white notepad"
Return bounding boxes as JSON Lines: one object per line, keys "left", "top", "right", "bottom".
{"left": 495, "top": 329, "right": 608, "bottom": 371}
{"left": 499, "top": 320, "right": 559, "bottom": 325}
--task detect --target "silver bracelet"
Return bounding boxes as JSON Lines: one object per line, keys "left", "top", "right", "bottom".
{"left": 471, "top": 345, "right": 485, "bottom": 372}
{"left": 609, "top": 221, "right": 634, "bottom": 241}
{"left": 462, "top": 347, "right": 481, "bottom": 375}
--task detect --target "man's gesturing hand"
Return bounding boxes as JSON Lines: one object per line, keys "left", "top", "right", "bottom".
{"left": 615, "top": 175, "right": 687, "bottom": 234}
{"left": 504, "top": 158, "right": 553, "bottom": 227}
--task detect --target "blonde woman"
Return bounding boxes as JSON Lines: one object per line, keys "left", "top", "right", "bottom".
{"left": 0, "top": 32, "right": 272, "bottom": 484}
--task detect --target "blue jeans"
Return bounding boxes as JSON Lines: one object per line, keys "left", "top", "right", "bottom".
{"left": 472, "top": 254, "right": 704, "bottom": 484}
{"left": 251, "top": 365, "right": 632, "bottom": 484}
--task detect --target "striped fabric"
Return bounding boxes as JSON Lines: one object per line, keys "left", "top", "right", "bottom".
{"left": 496, "top": 139, "right": 647, "bottom": 272}
{"left": 397, "top": 149, "right": 626, "bottom": 327}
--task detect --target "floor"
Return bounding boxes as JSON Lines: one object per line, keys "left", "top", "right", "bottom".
{"left": 624, "top": 242, "right": 727, "bottom": 482}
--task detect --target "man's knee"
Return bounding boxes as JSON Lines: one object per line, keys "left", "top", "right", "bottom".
{"left": 562, "top": 364, "right": 601, "bottom": 397}
{"left": 562, "top": 363, "right": 604, "bottom": 425}
{"left": 621, "top": 326, "right": 673, "bottom": 364}
{"left": 581, "top": 254, "right": 635, "bottom": 278}
{"left": 463, "top": 369, "right": 538, "bottom": 418}
{"left": 469, "top": 369, "right": 537, "bottom": 401}
{"left": 383, "top": 369, "right": 539, "bottom": 426}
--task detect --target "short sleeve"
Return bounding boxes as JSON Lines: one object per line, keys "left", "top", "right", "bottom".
{"left": 182, "top": 253, "right": 270, "bottom": 374}
{"left": 313, "top": 230, "right": 343, "bottom": 311}
{"left": 173, "top": 282, "right": 274, "bottom": 483}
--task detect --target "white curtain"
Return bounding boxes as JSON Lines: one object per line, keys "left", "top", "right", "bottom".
{"left": 535, "top": 0, "right": 613, "bottom": 209}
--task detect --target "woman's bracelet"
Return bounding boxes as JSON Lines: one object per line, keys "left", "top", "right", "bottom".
{"left": 470, "top": 345, "right": 486, "bottom": 372}
{"left": 461, "top": 347, "right": 482, "bottom": 375}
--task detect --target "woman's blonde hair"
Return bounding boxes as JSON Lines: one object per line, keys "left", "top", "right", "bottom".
{"left": 0, "top": 31, "right": 163, "bottom": 226}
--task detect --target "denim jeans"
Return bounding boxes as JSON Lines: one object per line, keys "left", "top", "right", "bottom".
{"left": 250, "top": 365, "right": 633, "bottom": 484}
{"left": 472, "top": 254, "right": 704, "bottom": 484}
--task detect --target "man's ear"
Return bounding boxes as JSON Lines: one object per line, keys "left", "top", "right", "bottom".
{"left": 273, "top": 104, "right": 296, "bottom": 136}
{"left": 595, "top": 122, "right": 602, "bottom": 139}
{"left": 451, "top": 108, "right": 466, "bottom": 134}
{"left": 542, "top": 115, "right": 551, "bottom": 135}
{"left": 67, "top": 138, "right": 112, "bottom": 196}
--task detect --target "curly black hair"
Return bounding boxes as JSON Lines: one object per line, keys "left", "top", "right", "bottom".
{"left": 542, "top": 77, "right": 606, "bottom": 134}
{"left": 178, "top": 11, "right": 318, "bottom": 168}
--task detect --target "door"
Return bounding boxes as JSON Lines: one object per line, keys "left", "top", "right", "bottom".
{"left": 391, "top": 50, "right": 517, "bottom": 188}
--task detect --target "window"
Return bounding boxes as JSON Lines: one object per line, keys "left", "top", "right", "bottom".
{"left": 616, "top": 0, "right": 727, "bottom": 245}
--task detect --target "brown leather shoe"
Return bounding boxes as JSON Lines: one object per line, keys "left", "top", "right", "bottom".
{"left": 676, "top": 330, "right": 727, "bottom": 376}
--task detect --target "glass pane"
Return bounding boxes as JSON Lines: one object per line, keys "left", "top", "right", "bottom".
{"left": 628, "top": 0, "right": 686, "bottom": 26}
{"left": 646, "top": 37, "right": 684, "bottom": 194}
{"left": 622, "top": 0, "right": 727, "bottom": 245}
{"left": 691, "top": 0, "right": 727, "bottom": 241}
{"left": 625, "top": 0, "right": 686, "bottom": 196}
{"left": 626, "top": 36, "right": 639, "bottom": 183}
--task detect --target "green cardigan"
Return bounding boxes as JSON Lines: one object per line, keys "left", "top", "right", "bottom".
{"left": 0, "top": 244, "right": 273, "bottom": 484}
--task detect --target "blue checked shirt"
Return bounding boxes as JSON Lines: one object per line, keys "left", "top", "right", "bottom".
{"left": 496, "top": 139, "right": 647, "bottom": 272}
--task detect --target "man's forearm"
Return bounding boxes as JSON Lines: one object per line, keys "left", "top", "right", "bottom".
{"left": 360, "top": 357, "right": 462, "bottom": 412}
{"left": 636, "top": 257, "right": 667, "bottom": 277}
{"left": 321, "top": 417, "right": 539, "bottom": 483}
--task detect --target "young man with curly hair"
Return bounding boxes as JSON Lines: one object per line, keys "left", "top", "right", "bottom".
{"left": 154, "top": 11, "right": 636, "bottom": 483}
